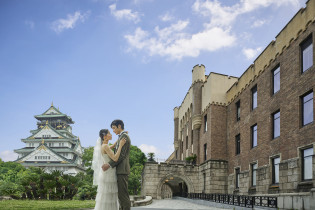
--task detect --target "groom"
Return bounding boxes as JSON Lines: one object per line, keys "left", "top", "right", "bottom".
{"left": 102, "top": 119, "right": 131, "bottom": 210}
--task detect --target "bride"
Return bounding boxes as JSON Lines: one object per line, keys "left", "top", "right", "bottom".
{"left": 92, "top": 129, "right": 126, "bottom": 210}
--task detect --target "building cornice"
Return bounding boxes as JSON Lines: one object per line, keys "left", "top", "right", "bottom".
{"left": 227, "top": 0, "right": 315, "bottom": 105}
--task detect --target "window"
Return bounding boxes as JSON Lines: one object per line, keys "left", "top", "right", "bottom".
{"left": 302, "top": 91, "right": 313, "bottom": 126}
{"left": 204, "top": 115, "right": 208, "bottom": 132}
{"left": 191, "top": 130, "right": 194, "bottom": 153}
{"left": 176, "top": 150, "right": 177, "bottom": 159}
{"left": 273, "top": 111, "right": 280, "bottom": 139}
{"left": 235, "top": 168, "right": 240, "bottom": 189}
{"left": 42, "top": 135, "right": 51, "bottom": 138}
{"left": 273, "top": 66, "right": 280, "bottom": 94}
{"left": 301, "top": 36, "right": 313, "bottom": 72}
{"left": 272, "top": 157, "right": 280, "bottom": 184}
{"left": 35, "top": 156, "right": 37, "bottom": 159}
{"left": 235, "top": 134, "right": 240, "bottom": 155}
{"left": 302, "top": 147, "right": 313, "bottom": 180}
{"left": 252, "top": 163, "right": 257, "bottom": 186}
{"left": 252, "top": 85, "right": 257, "bottom": 110}
{"left": 204, "top": 143, "right": 207, "bottom": 161}
{"left": 251, "top": 124, "right": 257, "bottom": 148}
{"left": 203, "top": 173, "right": 206, "bottom": 192}
{"left": 181, "top": 141, "right": 183, "bottom": 152}
{"left": 181, "top": 141, "right": 183, "bottom": 160}
{"left": 186, "top": 136, "right": 188, "bottom": 148}
{"left": 236, "top": 100, "right": 240, "bottom": 121}
{"left": 191, "top": 130, "right": 193, "bottom": 145}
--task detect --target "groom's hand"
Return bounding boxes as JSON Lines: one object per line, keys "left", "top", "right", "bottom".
{"left": 102, "top": 163, "right": 110, "bottom": 171}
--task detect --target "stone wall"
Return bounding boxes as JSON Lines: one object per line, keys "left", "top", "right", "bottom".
{"left": 142, "top": 162, "right": 199, "bottom": 199}
{"left": 142, "top": 160, "right": 228, "bottom": 199}
{"left": 199, "top": 160, "right": 228, "bottom": 194}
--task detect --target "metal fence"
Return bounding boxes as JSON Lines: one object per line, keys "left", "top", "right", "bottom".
{"left": 173, "top": 192, "right": 277, "bottom": 208}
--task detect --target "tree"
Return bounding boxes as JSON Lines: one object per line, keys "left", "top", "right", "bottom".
{"left": 129, "top": 145, "right": 147, "bottom": 168}
{"left": 82, "top": 146, "right": 94, "bottom": 168}
{"left": 0, "top": 180, "right": 23, "bottom": 199}
{"left": 147, "top": 153, "right": 155, "bottom": 162}
{"left": 128, "top": 145, "right": 146, "bottom": 195}
{"left": 128, "top": 163, "right": 143, "bottom": 195}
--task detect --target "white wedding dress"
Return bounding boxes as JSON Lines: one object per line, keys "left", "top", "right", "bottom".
{"left": 94, "top": 153, "right": 119, "bottom": 210}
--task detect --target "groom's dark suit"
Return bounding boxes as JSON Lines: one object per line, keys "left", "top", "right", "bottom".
{"left": 108, "top": 131, "right": 131, "bottom": 210}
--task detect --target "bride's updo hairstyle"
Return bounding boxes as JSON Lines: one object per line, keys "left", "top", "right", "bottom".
{"left": 99, "top": 129, "right": 109, "bottom": 141}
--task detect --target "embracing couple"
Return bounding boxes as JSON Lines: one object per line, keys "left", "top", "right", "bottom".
{"left": 92, "top": 119, "right": 131, "bottom": 210}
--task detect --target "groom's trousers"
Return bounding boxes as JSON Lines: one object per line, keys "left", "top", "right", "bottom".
{"left": 117, "top": 174, "right": 131, "bottom": 210}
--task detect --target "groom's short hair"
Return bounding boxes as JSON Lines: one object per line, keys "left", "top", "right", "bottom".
{"left": 111, "top": 119, "right": 124, "bottom": 130}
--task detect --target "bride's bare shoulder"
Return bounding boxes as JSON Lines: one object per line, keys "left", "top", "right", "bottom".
{"left": 101, "top": 144, "right": 109, "bottom": 154}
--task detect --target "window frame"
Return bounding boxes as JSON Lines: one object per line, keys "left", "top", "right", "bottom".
{"left": 204, "top": 114, "right": 208, "bottom": 133}
{"left": 235, "top": 168, "right": 240, "bottom": 189}
{"left": 236, "top": 100, "right": 241, "bottom": 121}
{"left": 251, "top": 124, "right": 258, "bottom": 148}
{"left": 272, "top": 157, "right": 280, "bottom": 184}
{"left": 272, "top": 110, "right": 280, "bottom": 139}
{"left": 204, "top": 143, "right": 207, "bottom": 161}
{"left": 251, "top": 163, "right": 257, "bottom": 187}
{"left": 301, "top": 35, "right": 313, "bottom": 73}
{"left": 235, "top": 134, "right": 240, "bottom": 155}
{"left": 272, "top": 65, "right": 280, "bottom": 95}
{"left": 301, "top": 90, "right": 314, "bottom": 127}
{"left": 186, "top": 136, "right": 188, "bottom": 149}
{"left": 252, "top": 85, "right": 258, "bottom": 110}
{"left": 302, "top": 147, "right": 313, "bottom": 181}
{"left": 203, "top": 173, "right": 206, "bottom": 192}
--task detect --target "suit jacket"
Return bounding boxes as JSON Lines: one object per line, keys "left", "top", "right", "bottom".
{"left": 108, "top": 132, "right": 130, "bottom": 175}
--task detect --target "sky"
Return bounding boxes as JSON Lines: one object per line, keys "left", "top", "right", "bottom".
{"left": 0, "top": 0, "right": 307, "bottom": 161}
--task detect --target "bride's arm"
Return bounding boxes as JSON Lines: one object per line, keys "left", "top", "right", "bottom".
{"left": 103, "top": 138, "right": 126, "bottom": 162}
{"left": 109, "top": 131, "right": 128, "bottom": 149}
{"left": 109, "top": 141, "right": 117, "bottom": 149}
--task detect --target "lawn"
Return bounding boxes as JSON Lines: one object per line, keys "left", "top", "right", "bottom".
{"left": 0, "top": 200, "right": 95, "bottom": 209}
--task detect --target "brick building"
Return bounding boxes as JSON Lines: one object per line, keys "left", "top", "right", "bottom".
{"left": 169, "top": 0, "right": 315, "bottom": 195}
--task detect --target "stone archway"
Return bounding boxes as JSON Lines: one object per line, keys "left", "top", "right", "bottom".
{"left": 156, "top": 173, "right": 195, "bottom": 199}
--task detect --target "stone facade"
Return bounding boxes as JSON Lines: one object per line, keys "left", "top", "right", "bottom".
{"left": 141, "top": 162, "right": 198, "bottom": 199}
{"left": 142, "top": 160, "right": 228, "bottom": 199}
{"left": 161, "top": 0, "right": 315, "bottom": 198}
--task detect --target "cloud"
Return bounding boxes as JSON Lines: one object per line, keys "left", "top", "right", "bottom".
{"left": 51, "top": 11, "right": 90, "bottom": 34}
{"left": 242, "top": 47, "right": 262, "bottom": 60}
{"left": 159, "top": 13, "right": 174, "bottom": 22}
{"left": 139, "top": 144, "right": 159, "bottom": 154}
{"left": 109, "top": 4, "right": 141, "bottom": 23}
{"left": 0, "top": 150, "right": 18, "bottom": 162}
{"left": 124, "top": 0, "right": 301, "bottom": 60}
{"left": 251, "top": 19, "right": 267, "bottom": 28}
{"left": 139, "top": 144, "right": 173, "bottom": 160}
{"left": 25, "top": 20, "right": 35, "bottom": 29}
{"left": 192, "top": 0, "right": 301, "bottom": 28}
{"left": 125, "top": 24, "right": 236, "bottom": 60}
{"left": 133, "top": 0, "right": 153, "bottom": 4}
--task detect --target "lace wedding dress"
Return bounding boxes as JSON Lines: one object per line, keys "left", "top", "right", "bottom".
{"left": 94, "top": 153, "right": 119, "bottom": 210}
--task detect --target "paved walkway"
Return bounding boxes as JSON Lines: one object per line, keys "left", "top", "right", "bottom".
{"left": 132, "top": 199, "right": 229, "bottom": 210}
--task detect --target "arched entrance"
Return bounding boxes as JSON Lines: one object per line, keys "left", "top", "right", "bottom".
{"left": 156, "top": 174, "right": 194, "bottom": 199}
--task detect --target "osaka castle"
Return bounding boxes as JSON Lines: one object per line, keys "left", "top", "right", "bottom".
{"left": 14, "top": 103, "right": 85, "bottom": 175}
